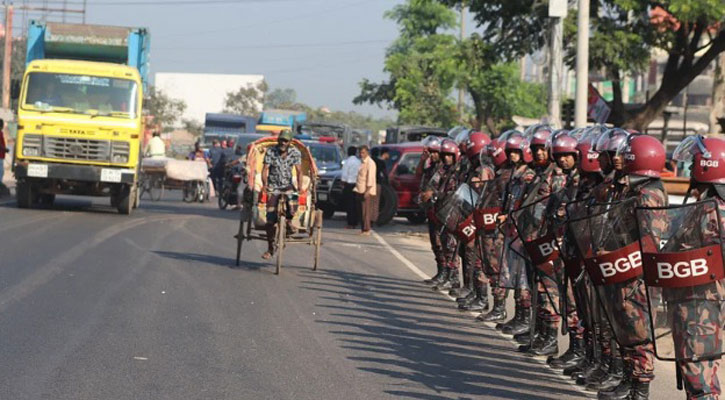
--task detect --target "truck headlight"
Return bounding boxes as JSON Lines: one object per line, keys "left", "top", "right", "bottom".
{"left": 23, "top": 147, "right": 40, "bottom": 156}
{"left": 112, "top": 154, "right": 128, "bottom": 163}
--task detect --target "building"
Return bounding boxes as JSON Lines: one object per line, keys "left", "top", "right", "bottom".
{"left": 154, "top": 72, "right": 265, "bottom": 126}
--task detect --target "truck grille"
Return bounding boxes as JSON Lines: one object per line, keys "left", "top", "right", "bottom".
{"left": 44, "top": 137, "right": 111, "bottom": 161}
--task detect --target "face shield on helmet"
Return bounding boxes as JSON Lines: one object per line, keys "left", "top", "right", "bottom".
{"left": 447, "top": 126, "right": 467, "bottom": 139}
{"left": 673, "top": 135, "right": 725, "bottom": 185}
{"left": 525, "top": 126, "right": 554, "bottom": 166}
{"left": 422, "top": 136, "right": 442, "bottom": 153}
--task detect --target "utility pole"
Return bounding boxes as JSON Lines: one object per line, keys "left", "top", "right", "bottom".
{"left": 575, "top": 0, "right": 590, "bottom": 127}
{"left": 548, "top": 0, "right": 566, "bottom": 129}
{"left": 3, "top": 3, "right": 13, "bottom": 109}
{"left": 458, "top": 1, "right": 465, "bottom": 122}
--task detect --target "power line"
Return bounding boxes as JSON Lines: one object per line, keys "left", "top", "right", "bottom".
{"left": 85, "top": 0, "right": 313, "bottom": 6}
{"left": 156, "top": 0, "right": 371, "bottom": 38}
{"left": 155, "top": 39, "right": 389, "bottom": 51}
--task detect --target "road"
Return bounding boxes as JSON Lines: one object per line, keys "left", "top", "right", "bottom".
{"left": 0, "top": 193, "right": 702, "bottom": 399}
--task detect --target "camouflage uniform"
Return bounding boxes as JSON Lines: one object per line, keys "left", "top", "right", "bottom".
{"left": 436, "top": 163, "right": 461, "bottom": 272}
{"left": 501, "top": 163, "right": 536, "bottom": 308}
{"left": 611, "top": 175, "right": 668, "bottom": 383}
{"left": 421, "top": 160, "right": 445, "bottom": 269}
{"left": 481, "top": 165, "right": 513, "bottom": 304}
{"left": 674, "top": 194, "right": 725, "bottom": 400}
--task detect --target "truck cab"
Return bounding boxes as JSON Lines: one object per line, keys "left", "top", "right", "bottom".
{"left": 13, "top": 21, "right": 149, "bottom": 214}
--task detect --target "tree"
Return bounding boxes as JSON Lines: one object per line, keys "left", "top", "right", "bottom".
{"left": 223, "top": 80, "right": 268, "bottom": 116}
{"left": 144, "top": 86, "right": 186, "bottom": 132}
{"left": 442, "top": 0, "right": 725, "bottom": 130}
{"left": 354, "top": 0, "right": 459, "bottom": 126}
{"left": 182, "top": 118, "right": 203, "bottom": 137}
{"left": 265, "top": 88, "right": 297, "bottom": 109}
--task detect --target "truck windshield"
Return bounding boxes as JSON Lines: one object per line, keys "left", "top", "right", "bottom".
{"left": 23, "top": 72, "right": 138, "bottom": 119}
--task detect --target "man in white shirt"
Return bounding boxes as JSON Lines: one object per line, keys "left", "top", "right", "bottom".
{"left": 144, "top": 131, "right": 166, "bottom": 158}
{"left": 340, "top": 146, "right": 361, "bottom": 228}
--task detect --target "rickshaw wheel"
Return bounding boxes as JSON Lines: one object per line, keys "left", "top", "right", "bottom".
{"left": 275, "top": 215, "right": 286, "bottom": 275}
{"left": 151, "top": 176, "right": 164, "bottom": 202}
{"left": 235, "top": 206, "right": 247, "bottom": 267}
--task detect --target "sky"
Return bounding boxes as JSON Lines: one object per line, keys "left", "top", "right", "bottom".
{"left": 79, "top": 0, "right": 404, "bottom": 118}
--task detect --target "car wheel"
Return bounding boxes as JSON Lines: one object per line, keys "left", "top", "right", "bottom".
{"left": 321, "top": 203, "right": 335, "bottom": 219}
{"left": 376, "top": 184, "right": 398, "bottom": 226}
{"left": 406, "top": 211, "right": 427, "bottom": 225}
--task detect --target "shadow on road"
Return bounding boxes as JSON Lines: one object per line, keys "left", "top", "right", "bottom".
{"left": 152, "top": 250, "right": 314, "bottom": 275}
{"left": 299, "top": 269, "right": 587, "bottom": 400}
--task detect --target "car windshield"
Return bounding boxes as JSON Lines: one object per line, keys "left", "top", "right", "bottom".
{"left": 23, "top": 72, "right": 138, "bottom": 119}
{"left": 308, "top": 145, "right": 341, "bottom": 165}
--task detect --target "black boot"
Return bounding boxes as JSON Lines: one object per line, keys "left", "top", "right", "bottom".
{"left": 597, "top": 363, "right": 631, "bottom": 400}
{"left": 456, "top": 289, "right": 476, "bottom": 304}
{"left": 424, "top": 263, "right": 444, "bottom": 284}
{"left": 518, "top": 320, "right": 545, "bottom": 353}
{"left": 572, "top": 358, "right": 601, "bottom": 382}
{"left": 434, "top": 268, "right": 459, "bottom": 291}
{"left": 499, "top": 304, "right": 523, "bottom": 334}
{"left": 589, "top": 356, "right": 623, "bottom": 392}
{"left": 450, "top": 264, "right": 472, "bottom": 298}
{"left": 549, "top": 334, "right": 585, "bottom": 370}
{"left": 459, "top": 283, "right": 488, "bottom": 312}
{"left": 578, "top": 355, "right": 609, "bottom": 385}
{"left": 515, "top": 315, "right": 540, "bottom": 344}
{"left": 477, "top": 297, "right": 506, "bottom": 322}
{"left": 628, "top": 380, "right": 649, "bottom": 400}
{"left": 508, "top": 307, "right": 531, "bottom": 336}
{"left": 426, "top": 264, "right": 446, "bottom": 286}
{"left": 528, "top": 326, "right": 559, "bottom": 356}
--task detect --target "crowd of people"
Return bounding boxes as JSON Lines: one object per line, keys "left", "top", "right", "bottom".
{"left": 415, "top": 125, "right": 725, "bottom": 400}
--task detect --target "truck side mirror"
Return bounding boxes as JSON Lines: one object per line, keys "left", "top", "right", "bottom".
{"left": 10, "top": 79, "right": 20, "bottom": 100}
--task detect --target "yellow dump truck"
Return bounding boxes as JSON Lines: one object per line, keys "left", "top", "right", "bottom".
{"left": 13, "top": 21, "right": 149, "bottom": 214}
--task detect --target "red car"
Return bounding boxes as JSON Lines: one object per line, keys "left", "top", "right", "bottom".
{"left": 371, "top": 143, "right": 427, "bottom": 224}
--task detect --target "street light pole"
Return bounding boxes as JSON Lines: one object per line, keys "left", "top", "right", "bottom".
{"left": 575, "top": 0, "right": 590, "bottom": 127}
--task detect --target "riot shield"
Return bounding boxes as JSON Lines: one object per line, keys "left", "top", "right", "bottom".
{"left": 475, "top": 181, "right": 502, "bottom": 234}
{"left": 636, "top": 199, "right": 725, "bottom": 362}
{"left": 562, "top": 199, "right": 596, "bottom": 336}
{"left": 570, "top": 198, "right": 653, "bottom": 348}
{"left": 435, "top": 183, "right": 480, "bottom": 243}
{"left": 512, "top": 193, "right": 563, "bottom": 315}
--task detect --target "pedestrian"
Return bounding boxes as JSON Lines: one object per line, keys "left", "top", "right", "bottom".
{"left": 354, "top": 145, "right": 376, "bottom": 236}
{"left": 341, "top": 146, "right": 361, "bottom": 229}
{"left": 0, "top": 118, "right": 7, "bottom": 193}
{"left": 209, "top": 139, "right": 226, "bottom": 193}
{"left": 374, "top": 148, "right": 389, "bottom": 185}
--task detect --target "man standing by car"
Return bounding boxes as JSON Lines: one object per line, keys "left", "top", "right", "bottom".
{"left": 341, "top": 146, "right": 361, "bottom": 228}
{"left": 355, "top": 145, "right": 376, "bottom": 236}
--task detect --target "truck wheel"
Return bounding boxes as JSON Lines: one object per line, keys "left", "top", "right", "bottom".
{"left": 133, "top": 185, "right": 140, "bottom": 209}
{"left": 376, "top": 184, "right": 398, "bottom": 226}
{"left": 39, "top": 194, "right": 55, "bottom": 207}
{"left": 117, "top": 184, "right": 134, "bottom": 215}
{"left": 16, "top": 181, "right": 34, "bottom": 209}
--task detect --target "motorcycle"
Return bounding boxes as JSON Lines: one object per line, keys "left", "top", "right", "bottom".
{"left": 218, "top": 166, "right": 243, "bottom": 210}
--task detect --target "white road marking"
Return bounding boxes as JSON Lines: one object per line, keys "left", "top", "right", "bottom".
{"left": 371, "top": 231, "right": 429, "bottom": 280}
{"left": 372, "top": 229, "right": 593, "bottom": 397}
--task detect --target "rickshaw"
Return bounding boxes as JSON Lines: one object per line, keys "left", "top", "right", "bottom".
{"left": 235, "top": 137, "right": 323, "bottom": 274}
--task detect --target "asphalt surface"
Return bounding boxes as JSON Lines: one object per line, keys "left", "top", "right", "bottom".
{"left": 0, "top": 192, "right": 706, "bottom": 399}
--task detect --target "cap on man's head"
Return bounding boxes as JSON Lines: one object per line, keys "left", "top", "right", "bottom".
{"left": 279, "top": 130, "right": 294, "bottom": 141}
